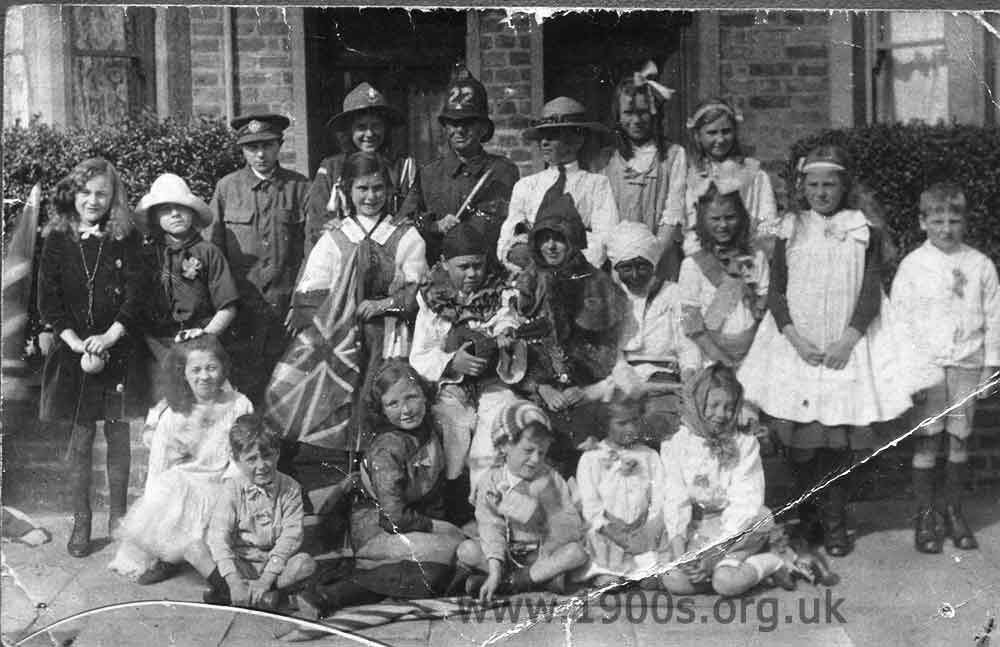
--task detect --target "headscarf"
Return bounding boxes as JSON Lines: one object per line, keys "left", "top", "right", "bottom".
{"left": 682, "top": 364, "right": 744, "bottom": 469}
{"left": 606, "top": 221, "right": 665, "bottom": 267}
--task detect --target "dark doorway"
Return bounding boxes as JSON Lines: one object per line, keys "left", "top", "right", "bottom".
{"left": 543, "top": 11, "right": 695, "bottom": 146}
{"left": 303, "top": 8, "right": 467, "bottom": 175}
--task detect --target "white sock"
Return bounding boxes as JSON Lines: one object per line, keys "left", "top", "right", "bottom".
{"left": 744, "top": 553, "right": 784, "bottom": 582}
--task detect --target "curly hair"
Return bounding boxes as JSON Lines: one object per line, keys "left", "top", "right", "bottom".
{"left": 686, "top": 97, "right": 746, "bottom": 172}
{"left": 610, "top": 77, "right": 672, "bottom": 162}
{"left": 332, "top": 109, "right": 396, "bottom": 156}
{"left": 44, "top": 157, "right": 133, "bottom": 240}
{"left": 229, "top": 413, "right": 281, "bottom": 459}
{"left": 340, "top": 151, "right": 394, "bottom": 218}
{"left": 693, "top": 183, "right": 752, "bottom": 253}
{"left": 158, "top": 334, "right": 231, "bottom": 415}
{"left": 366, "top": 358, "right": 434, "bottom": 429}
{"left": 792, "top": 144, "right": 855, "bottom": 213}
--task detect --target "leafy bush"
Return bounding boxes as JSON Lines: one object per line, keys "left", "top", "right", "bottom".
{"left": 3, "top": 113, "right": 242, "bottom": 231}
{"left": 783, "top": 122, "right": 1000, "bottom": 279}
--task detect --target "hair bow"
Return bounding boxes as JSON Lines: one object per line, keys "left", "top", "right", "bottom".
{"left": 326, "top": 181, "right": 347, "bottom": 215}
{"left": 631, "top": 61, "right": 675, "bottom": 114}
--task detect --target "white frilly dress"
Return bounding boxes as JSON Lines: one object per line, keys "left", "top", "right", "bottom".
{"left": 738, "top": 210, "right": 938, "bottom": 427}
{"left": 576, "top": 441, "right": 669, "bottom": 577}
{"left": 108, "top": 384, "right": 253, "bottom": 576}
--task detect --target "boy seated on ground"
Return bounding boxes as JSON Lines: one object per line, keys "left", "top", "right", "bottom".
{"left": 452, "top": 400, "right": 589, "bottom": 602}
{"left": 204, "top": 414, "right": 316, "bottom": 610}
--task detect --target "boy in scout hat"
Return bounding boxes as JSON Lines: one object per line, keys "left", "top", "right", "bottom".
{"left": 397, "top": 66, "right": 519, "bottom": 266}
{"left": 496, "top": 97, "right": 619, "bottom": 272}
{"left": 209, "top": 112, "right": 310, "bottom": 404}
{"left": 304, "top": 82, "right": 414, "bottom": 256}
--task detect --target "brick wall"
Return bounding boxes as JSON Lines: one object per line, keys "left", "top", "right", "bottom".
{"left": 717, "top": 11, "right": 832, "bottom": 205}
{"left": 189, "top": 7, "right": 299, "bottom": 168}
{"left": 477, "top": 10, "right": 539, "bottom": 177}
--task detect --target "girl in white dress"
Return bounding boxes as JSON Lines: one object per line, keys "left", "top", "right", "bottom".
{"left": 681, "top": 98, "right": 779, "bottom": 257}
{"left": 738, "top": 145, "right": 926, "bottom": 558}
{"left": 678, "top": 182, "right": 768, "bottom": 369}
{"left": 109, "top": 334, "right": 253, "bottom": 584}
{"left": 659, "top": 365, "right": 799, "bottom": 596}
{"left": 577, "top": 394, "right": 669, "bottom": 585}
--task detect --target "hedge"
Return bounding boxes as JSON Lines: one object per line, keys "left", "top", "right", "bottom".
{"left": 783, "top": 122, "right": 1000, "bottom": 279}
{"left": 3, "top": 113, "right": 243, "bottom": 236}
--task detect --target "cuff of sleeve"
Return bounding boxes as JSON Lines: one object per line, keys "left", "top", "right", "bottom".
{"left": 484, "top": 548, "right": 506, "bottom": 563}
{"left": 217, "top": 559, "right": 238, "bottom": 579}
{"left": 263, "top": 555, "right": 287, "bottom": 575}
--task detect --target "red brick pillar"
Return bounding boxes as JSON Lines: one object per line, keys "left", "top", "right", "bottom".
{"left": 475, "top": 10, "right": 543, "bottom": 176}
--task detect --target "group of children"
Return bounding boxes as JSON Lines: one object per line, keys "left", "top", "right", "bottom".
{"left": 33, "top": 61, "right": 999, "bottom": 621}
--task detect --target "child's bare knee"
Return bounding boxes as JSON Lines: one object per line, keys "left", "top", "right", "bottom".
{"left": 456, "top": 539, "right": 483, "bottom": 568}
{"left": 912, "top": 436, "right": 940, "bottom": 468}
{"left": 948, "top": 434, "right": 968, "bottom": 462}
{"left": 660, "top": 571, "right": 694, "bottom": 595}
{"left": 563, "top": 542, "right": 589, "bottom": 567}
{"left": 291, "top": 554, "right": 317, "bottom": 578}
{"left": 711, "top": 567, "right": 747, "bottom": 598}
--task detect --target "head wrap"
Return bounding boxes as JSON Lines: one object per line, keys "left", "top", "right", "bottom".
{"left": 606, "top": 221, "right": 665, "bottom": 267}
{"left": 682, "top": 364, "right": 745, "bottom": 469}
{"left": 491, "top": 399, "right": 551, "bottom": 449}
{"left": 441, "top": 221, "right": 488, "bottom": 259}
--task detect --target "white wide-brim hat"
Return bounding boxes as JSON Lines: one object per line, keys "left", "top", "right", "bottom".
{"left": 135, "top": 173, "right": 214, "bottom": 230}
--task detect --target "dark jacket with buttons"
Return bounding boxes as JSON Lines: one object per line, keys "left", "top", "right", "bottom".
{"left": 209, "top": 165, "right": 310, "bottom": 318}
{"left": 397, "top": 149, "right": 518, "bottom": 265}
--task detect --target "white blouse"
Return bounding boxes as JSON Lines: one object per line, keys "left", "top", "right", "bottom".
{"left": 660, "top": 425, "right": 764, "bottom": 543}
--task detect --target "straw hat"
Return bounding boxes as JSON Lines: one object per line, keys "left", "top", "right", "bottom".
{"left": 135, "top": 174, "right": 214, "bottom": 230}
{"left": 326, "top": 82, "right": 405, "bottom": 130}
{"left": 522, "top": 97, "right": 610, "bottom": 141}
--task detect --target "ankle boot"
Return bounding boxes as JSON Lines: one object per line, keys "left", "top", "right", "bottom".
{"left": 67, "top": 514, "right": 92, "bottom": 558}
{"left": 912, "top": 466, "right": 942, "bottom": 553}
{"left": 791, "top": 457, "right": 823, "bottom": 544}
{"left": 818, "top": 450, "right": 853, "bottom": 558}
{"left": 500, "top": 566, "right": 535, "bottom": 596}
{"left": 105, "top": 421, "right": 131, "bottom": 537}
{"left": 203, "top": 568, "right": 231, "bottom": 605}
{"left": 942, "top": 462, "right": 978, "bottom": 550}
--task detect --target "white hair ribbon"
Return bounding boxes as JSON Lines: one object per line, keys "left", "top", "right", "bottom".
{"left": 631, "top": 61, "right": 675, "bottom": 115}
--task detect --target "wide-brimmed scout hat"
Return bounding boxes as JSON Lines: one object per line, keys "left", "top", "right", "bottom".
{"left": 522, "top": 97, "right": 610, "bottom": 141}
{"left": 326, "top": 82, "right": 405, "bottom": 130}
{"left": 231, "top": 113, "right": 290, "bottom": 146}
{"left": 438, "top": 66, "right": 494, "bottom": 143}
{"left": 135, "top": 174, "right": 214, "bottom": 230}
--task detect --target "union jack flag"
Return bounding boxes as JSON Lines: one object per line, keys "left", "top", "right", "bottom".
{"left": 264, "top": 247, "right": 362, "bottom": 450}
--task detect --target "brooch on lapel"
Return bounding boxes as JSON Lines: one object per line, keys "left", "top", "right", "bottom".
{"left": 181, "top": 256, "right": 202, "bottom": 280}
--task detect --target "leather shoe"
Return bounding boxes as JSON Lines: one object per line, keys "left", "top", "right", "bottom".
{"left": 67, "top": 514, "right": 92, "bottom": 558}
{"left": 943, "top": 504, "right": 978, "bottom": 550}
{"left": 914, "top": 507, "right": 942, "bottom": 554}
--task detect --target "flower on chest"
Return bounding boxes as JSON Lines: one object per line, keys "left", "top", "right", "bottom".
{"left": 951, "top": 268, "right": 967, "bottom": 299}
{"left": 181, "top": 256, "right": 203, "bottom": 280}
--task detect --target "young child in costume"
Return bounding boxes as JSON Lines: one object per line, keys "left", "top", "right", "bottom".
{"left": 891, "top": 182, "right": 999, "bottom": 554}
{"left": 504, "top": 186, "right": 627, "bottom": 478}
{"left": 203, "top": 414, "right": 316, "bottom": 610}
{"left": 38, "top": 157, "right": 145, "bottom": 557}
{"left": 456, "top": 400, "right": 589, "bottom": 602}
{"left": 137, "top": 173, "right": 239, "bottom": 362}
{"left": 577, "top": 393, "right": 669, "bottom": 585}
{"left": 602, "top": 63, "right": 686, "bottom": 278}
{"left": 604, "top": 221, "right": 697, "bottom": 444}
{"left": 410, "top": 221, "right": 522, "bottom": 522}
{"left": 681, "top": 98, "right": 778, "bottom": 256}
{"left": 296, "top": 360, "right": 465, "bottom": 618}
{"left": 678, "top": 183, "right": 768, "bottom": 369}
{"left": 659, "top": 365, "right": 806, "bottom": 596}
{"left": 109, "top": 334, "right": 253, "bottom": 585}
{"left": 739, "top": 145, "right": 931, "bottom": 557}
